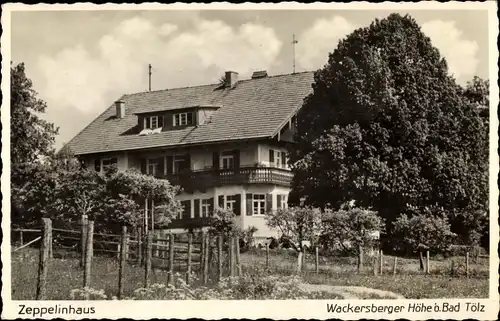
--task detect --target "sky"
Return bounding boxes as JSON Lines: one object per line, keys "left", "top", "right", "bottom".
{"left": 10, "top": 9, "right": 490, "bottom": 149}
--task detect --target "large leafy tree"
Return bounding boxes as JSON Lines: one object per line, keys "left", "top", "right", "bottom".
{"left": 289, "top": 14, "right": 488, "bottom": 245}
{"left": 11, "top": 62, "right": 58, "bottom": 168}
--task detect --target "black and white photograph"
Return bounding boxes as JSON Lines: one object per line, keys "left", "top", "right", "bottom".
{"left": 1, "top": 2, "right": 498, "bottom": 319}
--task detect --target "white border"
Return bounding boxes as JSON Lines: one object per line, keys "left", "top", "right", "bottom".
{"left": 2, "top": 2, "right": 499, "bottom": 320}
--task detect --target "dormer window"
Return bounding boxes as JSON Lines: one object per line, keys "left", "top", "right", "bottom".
{"left": 144, "top": 116, "right": 162, "bottom": 129}
{"left": 174, "top": 112, "right": 194, "bottom": 127}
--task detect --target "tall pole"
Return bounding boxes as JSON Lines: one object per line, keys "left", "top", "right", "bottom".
{"left": 292, "top": 34, "right": 298, "bottom": 74}
{"left": 148, "top": 64, "right": 152, "bottom": 92}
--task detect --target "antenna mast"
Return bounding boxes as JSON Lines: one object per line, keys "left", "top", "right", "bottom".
{"left": 292, "top": 34, "right": 298, "bottom": 74}
{"left": 148, "top": 64, "right": 152, "bottom": 91}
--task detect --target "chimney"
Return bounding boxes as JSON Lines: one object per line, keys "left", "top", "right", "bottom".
{"left": 225, "top": 71, "right": 238, "bottom": 88}
{"left": 115, "top": 100, "right": 125, "bottom": 118}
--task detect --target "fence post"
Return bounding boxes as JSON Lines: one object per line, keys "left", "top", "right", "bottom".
{"left": 118, "top": 226, "right": 127, "bottom": 299}
{"left": 83, "top": 220, "right": 94, "bottom": 298}
{"left": 229, "top": 236, "right": 235, "bottom": 277}
{"left": 80, "top": 214, "right": 88, "bottom": 268}
{"left": 235, "top": 236, "right": 241, "bottom": 277}
{"left": 203, "top": 233, "right": 210, "bottom": 284}
{"left": 137, "top": 226, "right": 143, "bottom": 265}
{"left": 186, "top": 233, "right": 193, "bottom": 284}
{"left": 315, "top": 246, "right": 319, "bottom": 274}
{"left": 36, "top": 218, "right": 52, "bottom": 300}
{"left": 379, "top": 250, "right": 383, "bottom": 275}
{"left": 200, "top": 231, "right": 206, "bottom": 275}
{"left": 426, "top": 250, "right": 430, "bottom": 275}
{"left": 116, "top": 243, "right": 121, "bottom": 259}
{"left": 393, "top": 256, "right": 397, "bottom": 276}
{"left": 357, "top": 244, "right": 363, "bottom": 273}
{"left": 144, "top": 233, "right": 152, "bottom": 288}
{"left": 466, "top": 252, "right": 470, "bottom": 278}
{"left": 450, "top": 259, "right": 455, "bottom": 276}
{"left": 20, "top": 230, "right": 24, "bottom": 246}
{"left": 218, "top": 235, "right": 223, "bottom": 281}
{"left": 372, "top": 256, "right": 378, "bottom": 276}
{"left": 168, "top": 233, "right": 174, "bottom": 285}
{"left": 265, "top": 242, "right": 270, "bottom": 270}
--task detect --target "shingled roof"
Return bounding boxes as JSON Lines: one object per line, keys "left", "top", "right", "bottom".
{"left": 66, "top": 71, "right": 314, "bottom": 155}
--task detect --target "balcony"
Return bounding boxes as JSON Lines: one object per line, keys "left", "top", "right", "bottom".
{"left": 166, "top": 217, "right": 212, "bottom": 229}
{"left": 160, "top": 166, "right": 293, "bottom": 191}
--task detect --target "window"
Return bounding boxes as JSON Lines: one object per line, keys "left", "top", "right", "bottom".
{"left": 270, "top": 150, "right": 287, "bottom": 168}
{"left": 253, "top": 194, "right": 266, "bottom": 216}
{"left": 174, "top": 112, "right": 193, "bottom": 126}
{"left": 220, "top": 154, "right": 234, "bottom": 169}
{"left": 275, "top": 151, "right": 282, "bottom": 168}
{"left": 144, "top": 116, "right": 160, "bottom": 129}
{"left": 226, "top": 195, "right": 237, "bottom": 211}
{"left": 146, "top": 158, "right": 158, "bottom": 176}
{"left": 173, "top": 155, "right": 190, "bottom": 173}
{"left": 201, "top": 199, "right": 211, "bottom": 218}
{"left": 278, "top": 194, "right": 288, "bottom": 209}
{"left": 95, "top": 157, "right": 117, "bottom": 173}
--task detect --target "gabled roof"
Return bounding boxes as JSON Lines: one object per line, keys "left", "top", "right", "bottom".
{"left": 66, "top": 71, "right": 314, "bottom": 155}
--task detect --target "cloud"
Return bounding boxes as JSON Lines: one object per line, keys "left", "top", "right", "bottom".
{"left": 36, "top": 17, "right": 283, "bottom": 116}
{"left": 296, "top": 15, "right": 357, "bottom": 70}
{"left": 421, "top": 20, "right": 479, "bottom": 81}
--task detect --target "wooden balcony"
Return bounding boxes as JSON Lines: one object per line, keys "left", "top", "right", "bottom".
{"left": 159, "top": 166, "right": 293, "bottom": 191}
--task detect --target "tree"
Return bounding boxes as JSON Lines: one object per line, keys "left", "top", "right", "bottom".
{"left": 11, "top": 62, "right": 58, "bottom": 169}
{"left": 321, "top": 203, "right": 384, "bottom": 269}
{"left": 265, "top": 206, "right": 322, "bottom": 272}
{"left": 289, "top": 13, "right": 488, "bottom": 244}
{"left": 392, "top": 207, "right": 456, "bottom": 270}
{"left": 11, "top": 62, "right": 59, "bottom": 224}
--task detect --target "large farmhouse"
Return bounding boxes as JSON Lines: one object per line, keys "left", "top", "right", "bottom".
{"left": 66, "top": 70, "right": 315, "bottom": 240}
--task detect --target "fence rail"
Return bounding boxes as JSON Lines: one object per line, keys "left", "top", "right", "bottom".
{"left": 14, "top": 216, "right": 241, "bottom": 301}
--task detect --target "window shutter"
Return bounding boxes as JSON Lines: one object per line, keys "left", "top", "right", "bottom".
{"left": 208, "top": 197, "right": 214, "bottom": 216}
{"left": 192, "top": 111, "right": 198, "bottom": 126}
{"left": 140, "top": 159, "right": 147, "bottom": 174}
{"left": 94, "top": 159, "right": 101, "bottom": 172}
{"left": 213, "top": 151, "right": 220, "bottom": 169}
{"left": 158, "top": 115, "right": 164, "bottom": 128}
{"left": 269, "top": 149, "right": 274, "bottom": 164}
{"left": 194, "top": 199, "right": 200, "bottom": 219}
{"left": 233, "top": 150, "right": 240, "bottom": 169}
{"left": 218, "top": 195, "right": 224, "bottom": 209}
{"left": 266, "top": 194, "right": 273, "bottom": 213}
{"left": 246, "top": 193, "right": 253, "bottom": 216}
{"left": 181, "top": 200, "right": 190, "bottom": 220}
{"left": 234, "top": 194, "right": 241, "bottom": 216}
{"left": 277, "top": 194, "right": 282, "bottom": 209}
{"left": 281, "top": 151, "right": 286, "bottom": 167}
{"left": 166, "top": 156, "right": 173, "bottom": 175}
{"left": 157, "top": 157, "right": 165, "bottom": 176}
{"left": 188, "top": 112, "right": 194, "bottom": 125}
{"left": 164, "top": 114, "right": 173, "bottom": 129}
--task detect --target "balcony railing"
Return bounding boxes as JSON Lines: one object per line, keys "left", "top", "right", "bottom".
{"left": 158, "top": 166, "right": 293, "bottom": 191}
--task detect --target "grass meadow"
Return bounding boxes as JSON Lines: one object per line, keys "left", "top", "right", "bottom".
{"left": 11, "top": 246, "right": 489, "bottom": 300}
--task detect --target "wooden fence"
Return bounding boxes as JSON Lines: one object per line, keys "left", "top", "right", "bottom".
{"left": 13, "top": 216, "right": 241, "bottom": 300}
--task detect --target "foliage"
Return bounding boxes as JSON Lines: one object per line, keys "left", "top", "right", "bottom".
{"left": 265, "top": 206, "right": 322, "bottom": 252}
{"left": 10, "top": 62, "right": 59, "bottom": 168}
{"left": 289, "top": 13, "right": 488, "bottom": 246}
{"left": 13, "top": 151, "right": 182, "bottom": 231}
{"left": 321, "top": 204, "right": 384, "bottom": 252}
{"left": 209, "top": 207, "right": 241, "bottom": 236}
{"left": 392, "top": 207, "right": 457, "bottom": 254}
{"left": 11, "top": 62, "right": 59, "bottom": 225}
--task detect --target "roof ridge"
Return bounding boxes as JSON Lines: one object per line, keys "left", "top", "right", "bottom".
{"left": 124, "top": 70, "right": 314, "bottom": 97}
